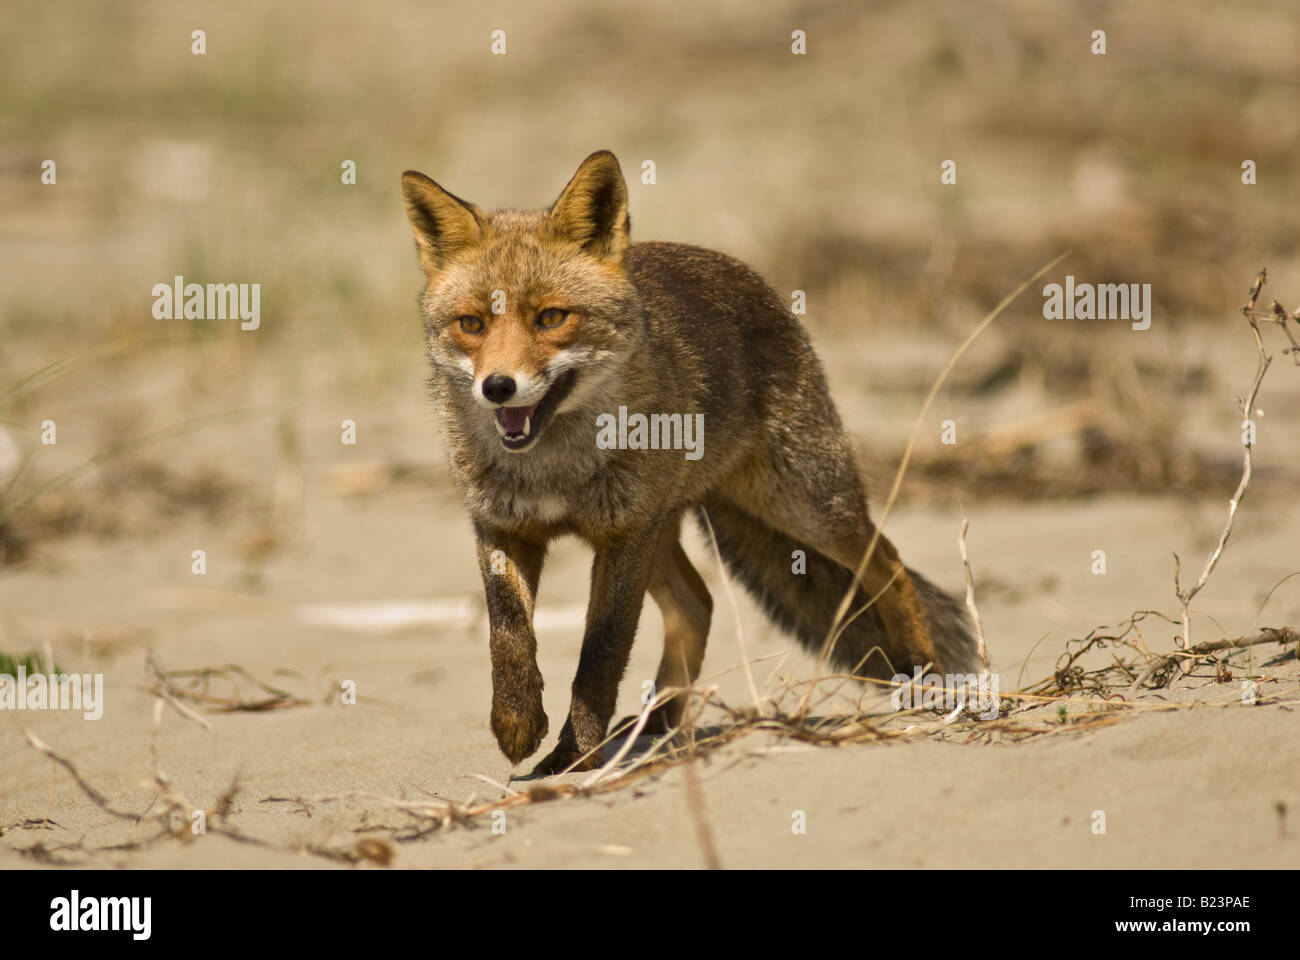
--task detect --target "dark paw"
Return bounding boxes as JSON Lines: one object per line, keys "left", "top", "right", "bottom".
{"left": 529, "top": 744, "right": 603, "bottom": 777}
{"left": 491, "top": 691, "right": 549, "bottom": 765}
{"left": 611, "top": 707, "right": 673, "bottom": 740}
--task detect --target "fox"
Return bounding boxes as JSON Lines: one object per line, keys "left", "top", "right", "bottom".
{"left": 400, "top": 150, "right": 979, "bottom": 775}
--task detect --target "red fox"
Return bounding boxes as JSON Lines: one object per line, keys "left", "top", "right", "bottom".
{"left": 401, "top": 151, "right": 978, "bottom": 775}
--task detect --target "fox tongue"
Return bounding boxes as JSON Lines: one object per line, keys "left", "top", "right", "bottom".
{"left": 497, "top": 404, "right": 537, "bottom": 435}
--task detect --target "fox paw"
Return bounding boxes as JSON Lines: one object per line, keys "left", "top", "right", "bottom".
{"left": 529, "top": 744, "right": 603, "bottom": 777}
{"left": 491, "top": 693, "right": 549, "bottom": 765}
{"left": 611, "top": 707, "right": 673, "bottom": 739}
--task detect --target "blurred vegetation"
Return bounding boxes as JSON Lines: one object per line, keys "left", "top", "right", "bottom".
{"left": 1, "top": 0, "right": 1298, "bottom": 558}
{"left": 0, "top": 650, "right": 61, "bottom": 676}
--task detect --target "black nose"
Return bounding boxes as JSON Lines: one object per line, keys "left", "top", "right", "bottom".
{"left": 481, "top": 373, "right": 516, "bottom": 404}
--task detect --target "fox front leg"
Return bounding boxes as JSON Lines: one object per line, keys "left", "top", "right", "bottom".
{"left": 530, "top": 519, "right": 666, "bottom": 776}
{"left": 474, "top": 524, "right": 549, "bottom": 764}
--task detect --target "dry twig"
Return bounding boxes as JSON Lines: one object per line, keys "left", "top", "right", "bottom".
{"left": 1173, "top": 270, "right": 1275, "bottom": 648}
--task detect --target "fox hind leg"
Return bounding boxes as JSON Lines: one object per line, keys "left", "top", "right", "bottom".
{"left": 644, "top": 528, "right": 712, "bottom": 733}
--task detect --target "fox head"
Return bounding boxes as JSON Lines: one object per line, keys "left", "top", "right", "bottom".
{"left": 401, "top": 150, "right": 640, "bottom": 454}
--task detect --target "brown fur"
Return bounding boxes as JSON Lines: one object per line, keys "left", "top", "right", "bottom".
{"left": 401, "top": 151, "right": 978, "bottom": 774}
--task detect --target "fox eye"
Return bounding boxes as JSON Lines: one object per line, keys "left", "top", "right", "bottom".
{"left": 458, "top": 316, "right": 483, "bottom": 334}
{"left": 536, "top": 308, "right": 569, "bottom": 328}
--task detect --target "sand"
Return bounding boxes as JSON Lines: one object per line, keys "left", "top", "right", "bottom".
{"left": 2, "top": 449, "right": 1297, "bottom": 867}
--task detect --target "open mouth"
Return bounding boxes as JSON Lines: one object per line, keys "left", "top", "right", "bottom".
{"left": 493, "top": 371, "right": 576, "bottom": 451}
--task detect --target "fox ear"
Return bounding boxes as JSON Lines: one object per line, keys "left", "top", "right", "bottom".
{"left": 401, "top": 171, "right": 484, "bottom": 275}
{"left": 547, "top": 150, "right": 629, "bottom": 260}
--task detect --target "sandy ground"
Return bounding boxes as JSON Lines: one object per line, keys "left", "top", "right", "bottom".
{"left": 1, "top": 406, "right": 1297, "bottom": 867}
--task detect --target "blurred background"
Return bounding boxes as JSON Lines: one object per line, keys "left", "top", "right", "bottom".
{"left": 1, "top": 0, "right": 1298, "bottom": 653}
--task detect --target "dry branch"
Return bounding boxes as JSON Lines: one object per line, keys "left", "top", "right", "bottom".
{"left": 958, "top": 516, "right": 990, "bottom": 671}
{"left": 1173, "top": 269, "right": 1275, "bottom": 648}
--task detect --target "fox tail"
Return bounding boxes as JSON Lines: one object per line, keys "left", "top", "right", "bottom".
{"left": 698, "top": 500, "right": 981, "bottom": 680}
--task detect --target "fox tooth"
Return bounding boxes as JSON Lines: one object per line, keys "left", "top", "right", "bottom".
{"left": 522, "top": 416, "right": 531, "bottom": 437}
{"left": 494, "top": 418, "right": 508, "bottom": 437}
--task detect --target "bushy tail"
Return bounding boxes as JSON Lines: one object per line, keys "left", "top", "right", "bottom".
{"left": 698, "top": 500, "right": 980, "bottom": 680}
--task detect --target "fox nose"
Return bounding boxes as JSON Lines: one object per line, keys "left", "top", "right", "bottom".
{"left": 481, "top": 373, "right": 516, "bottom": 404}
